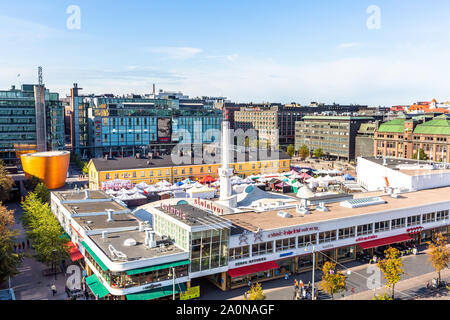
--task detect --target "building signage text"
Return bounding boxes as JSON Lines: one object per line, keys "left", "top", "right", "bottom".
{"left": 161, "top": 203, "right": 187, "bottom": 220}
{"left": 268, "top": 226, "right": 319, "bottom": 238}
{"left": 194, "top": 198, "right": 225, "bottom": 215}
{"left": 356, "top": 235, "right": 378, "bottom": 242}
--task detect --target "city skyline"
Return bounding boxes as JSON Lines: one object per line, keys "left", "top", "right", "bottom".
{"left": 1, "top": 0, "right": 450, "bottom": 106}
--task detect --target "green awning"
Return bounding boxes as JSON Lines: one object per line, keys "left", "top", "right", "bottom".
{"left": 126, "top": 260, "right": 190, "bottom": 276}
{"left": 81, "top": 241, "right": 109, "bottom": 271}
{"left": 126, "top": 283, "right": 187, "bottom": 301}
{"left": 86, "top": 274, "right": 110, "bottom": 299}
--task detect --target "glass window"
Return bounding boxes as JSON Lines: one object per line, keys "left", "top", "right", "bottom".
{"left": 338, "top": 227, "right": 355, "bottom": 239}
{"left": 357, "top": 224, "right": 373, "bottom": 236}
{"left": 318, "top": 230, "right": 337, "bottom": 244}
{"left": 422, "top": 212, "right": 436, "bottom": 224}
{"left": 407, "top": 215, "right": 421, "bottom": 227}
{"left": 375, "top": 221, "right": 390, "bottom": 233}
{"left": 391, "top": 218, "right": 406, "bottom": 230}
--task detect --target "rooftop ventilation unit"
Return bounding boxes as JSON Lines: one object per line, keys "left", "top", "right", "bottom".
{"left": 102, "top": 231, "right": 108, "bottom": 239}
{"left": 277, "top": 211, "right": 292, "bottom": 218}
{"left": 340, "top": 197, "right": 386, "bottom": 209}
{"left": 106, "top": 209, "right": 114, "bottom": 222}
{"left": 316, "top": 202, "right": 329, "bottom": 212}
{"left": 296, "top": 205, "right": 310, "bottom": 216}
{"left": 123, "top": 238, "right": 137, "bottom": 247}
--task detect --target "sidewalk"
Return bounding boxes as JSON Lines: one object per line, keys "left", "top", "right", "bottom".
{"left": 6, "top": 202, "right": 70, "bottom": 300}
{"left": 340, "top": 268, "right": 450, "bottom": 300}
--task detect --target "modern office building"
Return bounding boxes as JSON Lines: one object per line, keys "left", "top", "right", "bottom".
{"left": 235, "top": 104, "right": 367, "bottom": 147}
{"left": 374, "top": 114, "right": 450, "bottom": 161}
{"left": 68, "top": 84, "right": 223, "bottom": 158}
{"left": 0, "top": 84, "right": 65, "bottom": 165}
{"left": 295, "top": 116, "right": 375, "bottom": 161}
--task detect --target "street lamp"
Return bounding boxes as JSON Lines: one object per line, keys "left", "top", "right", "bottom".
{"left": 168, "top": 267, "right": 176, "bottom": 300}
{"left": 304, "top": 242, "right": 316, "bottom": 300}
{"left": 52, "top": 249, "right": 57, "bottom": 280}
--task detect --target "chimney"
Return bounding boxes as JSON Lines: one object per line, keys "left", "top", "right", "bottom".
{"left": 106, "top": 209, "right": 114, "bottom": 222}
{"left": 152, "top": 83, "right": 156, "bottom": 95}
{"left": 84, "top": 189, "right": 90, "bottom": 199}
{"left": 102, "top": 231, "right": 108, "bottom": 239}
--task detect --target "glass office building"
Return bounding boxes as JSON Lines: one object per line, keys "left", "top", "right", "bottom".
{"left": 0, "top": 84, "right": 64, "bottom": 165}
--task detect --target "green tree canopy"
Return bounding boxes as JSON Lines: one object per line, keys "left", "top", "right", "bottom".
{"left": 297, "top": 145, "right": 309, "bottom": 160}
{"left": 21, "top": 193, "right": 68, "bottom": 268}
{"left": 34, "top": 182, "right": 50, "bottom": 204}
{"left": 313, "top": 148, "right": 324, "bottom": 159}
{"left": 0, "top": 160, "right": 14, "bottom": 202}
{"left": 286, "top": 145, "right": 295, "bottom": 157}
{"left": 413, "top": 149, "right": 429, "bottom": 161}
{"left": 0, "top": 203, "right": 22, "bottom": 283}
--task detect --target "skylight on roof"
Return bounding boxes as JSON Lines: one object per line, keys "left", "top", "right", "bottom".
{"left": 340, "top": 197, "right": 386, "bottom": 209}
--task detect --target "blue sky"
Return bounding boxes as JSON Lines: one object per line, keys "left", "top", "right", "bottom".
{"left": 1, "top": 0, "right": 450, "bottom": 106}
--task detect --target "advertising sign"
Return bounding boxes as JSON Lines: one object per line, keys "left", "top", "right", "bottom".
{"left": 157, "top": 118, "right": 172, "bottom": 142}
{"left": 180, "top": 286, "right": 200, "bottom": 300}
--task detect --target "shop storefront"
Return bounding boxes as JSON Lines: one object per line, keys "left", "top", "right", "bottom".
{"left": 225, "top": 261, "right": 282, "bottom": 290}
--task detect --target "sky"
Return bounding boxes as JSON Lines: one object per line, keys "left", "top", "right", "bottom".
{"left": 1, "top": 0, "right": 450, "bottom": 106}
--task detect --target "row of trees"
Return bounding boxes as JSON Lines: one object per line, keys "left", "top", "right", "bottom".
{"left": 286, "top": 144, "right": 324, "bottom": 160}
{"left": 319, "top": 234, "right": 449, "bottom": 300}
{"left": 21, "top": 184, "right": 68, "bottom": 270}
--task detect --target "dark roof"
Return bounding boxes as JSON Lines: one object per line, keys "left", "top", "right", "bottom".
{"left": 91, "top": 151, "right": 290, "bottom": 172}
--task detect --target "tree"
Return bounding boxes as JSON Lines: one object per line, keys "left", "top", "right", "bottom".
{"left": 313, "top": 148, "right": 324, "bottom": 159}
{"left": 245, "top": 283, "right": 266, "bottom": 300}
{"left": 412, "top": 149, "right": 429, "bottom": 161}
{"left": 319, "top": 261, "right": 347, "bottom": 300}
{"left": 81, "top": 161, "right": 89, "bottom": 175}
{"left": 427, "top": 233, "right": 449, "bottom": 285}
{"left": 373, "top": 292, "right": 394, "bottom": 300}
{"left": 34, "top": 182, "right": 50, "bottom": 204}
{"left": 0, "top": 203, "right": 22, "bottom": 283}
{"left": 286, "top": 145, "right": 295, "bottom": 157}
{"left": 25, "top": 175, "right": 42, "bottom": 192}
{"left": 377, "top": 247, "right": 405, "bottom": 299}
{"left": 298, "top": 145, "right": 309, "bottom": 160}
{"left": 21, "top": 194, "right": 68, "bottom": 269}
{"left": 0, "top": 160, "right": 14, "bottom": 202}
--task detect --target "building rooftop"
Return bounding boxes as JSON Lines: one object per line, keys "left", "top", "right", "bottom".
{"left": 301, "top": 116, "right": 375, "bottom": 121}
{"left": 90, "top": 151, "right": 290, "bottom": 172}
{"left": 362, "top": 157, "right": 450, "bottom": 176}
{"left": 89, "top": 230, "right": 186, "bottom": 262}
{"left": 73, "top": 213, "right": 139, "bottom": 231}
{"left": 225, "top": 186, "right": 450, "bottom": 232}
{"left": 156, "top": 204, "right": 232, "bottom": 228}
{"left": 62, "top": 200, "right": 129, "bottom": 215}
{"left": 54, "top": 190, "right": 111, "bottom": 202}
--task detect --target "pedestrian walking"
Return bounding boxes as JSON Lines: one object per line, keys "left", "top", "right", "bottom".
{"left": 294, "top": 279, "right": 299, "bottom": 291}
{"left": 306, "top": 291, "right": 311, "bottom": 300}
{"left": 22, "top": 241, "right": 25, "bottom": 251}
{"left": 248, "top": 280, "right": 252, "bottom": 288}
{"left": 17, "top": 243, "right": 21, "bottom": 253}
{"left": 26, "top": 239, "right": 30, "bottom": 248}
{"left": 13, "top": 243, "right": 16, "bottom": 253}
{"left": 302, "top": 289, "right": 306, "bottom": 299}
{"left": 65, "top": 286, "right": 71, "bottom": 298}
{"left": 51, "top": 284, "right": 57, "bottom": 296}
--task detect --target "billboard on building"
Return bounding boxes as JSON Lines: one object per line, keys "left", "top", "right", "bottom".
{"left": 157, "top": 118, "right": 172, "bottom": 142}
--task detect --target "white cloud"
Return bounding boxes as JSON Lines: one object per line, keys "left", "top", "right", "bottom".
{"left": 146, "top": 47, "right": 203, "bottom": 60}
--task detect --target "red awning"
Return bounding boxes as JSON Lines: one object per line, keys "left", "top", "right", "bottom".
{"left": 228, "top": 261, "right": 279, "bottom": 278}
{"left": 358, "top": 234, "right": 413, "bottom": 250}
{"left": 66, "top": 241, "right": 84, "bottom": 262}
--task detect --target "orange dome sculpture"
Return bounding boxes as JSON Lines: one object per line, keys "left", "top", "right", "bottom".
{"left": 20, "top": 151, "right": 70, "bottom": 189}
